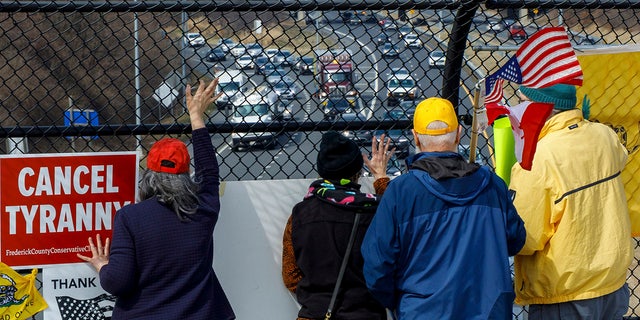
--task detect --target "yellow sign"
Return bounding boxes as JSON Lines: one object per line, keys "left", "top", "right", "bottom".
{"left": 577, "top": 45, "right": 640, "bottom": 235}
{"left": 0, "top": 263, "right": 48, "bottom": 319}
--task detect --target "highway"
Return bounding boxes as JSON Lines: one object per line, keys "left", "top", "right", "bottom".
{"left": 178, "top": 11, "right": 510, "bottom": 181}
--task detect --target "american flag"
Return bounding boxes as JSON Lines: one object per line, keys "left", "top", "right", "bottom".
{"left": 484, "top": 78, "right": 510, "bottom": 125}
{"left": 482, "top": 27, "right": 583, "bottom": 171}
{"left": 56, "top": 294, "right": 116, "bottom": 320}
{"left": 485, "top": 26, "right": 583, "bottom": 98}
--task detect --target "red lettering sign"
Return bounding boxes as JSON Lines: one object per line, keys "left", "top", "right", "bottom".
{"left": 0, "top": 152, "right": 137, "bottom": 267}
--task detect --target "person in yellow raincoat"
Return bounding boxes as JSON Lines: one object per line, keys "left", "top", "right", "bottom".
{"left": 509, "top": 84, "right": 633, "bottom": 319}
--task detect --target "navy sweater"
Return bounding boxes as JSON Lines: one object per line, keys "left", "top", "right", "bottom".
{"left": 100, "top": 128, "right": 235, "bottom": 320}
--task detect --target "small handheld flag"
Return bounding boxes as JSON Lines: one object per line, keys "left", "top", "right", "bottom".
{"left": 482, "top": 27, "right": 584, "bottom": 170}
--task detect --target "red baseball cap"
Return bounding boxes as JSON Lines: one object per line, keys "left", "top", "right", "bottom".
{"left": 146, "top": 138, "right": 190, "bottom": 174}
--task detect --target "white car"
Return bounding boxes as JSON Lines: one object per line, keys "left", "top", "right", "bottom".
{"left": 230, "top": 43, "right": 246, "bottom": 57}
{"left": 485, "top": 19, "right": 504, "bottom": 32}
{"left": 273, "top": 80, "right": 302, "bottom": 100}
{"left": 272, "top": 50, "right": 292, "bottom": 66}
{"left": 183, "top": 33, "right": 205, "bottom": 47}
{"left": 428, "top": 50, "right": 446, "bottom": 68}
{"left": 387, "top": 73, "right": 420, "bottom": 102}
{"left": 403, "top": 33, "right": 422, "bottom": 48}
{"left": 236, "top": 54, "right": 255, "bottom": 70}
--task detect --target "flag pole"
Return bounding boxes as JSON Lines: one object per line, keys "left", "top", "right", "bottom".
{"left": 468, "top": 78, "right": 485, "bottom": 164}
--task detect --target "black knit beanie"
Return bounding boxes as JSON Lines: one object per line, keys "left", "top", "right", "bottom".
{"left": 317, "top": 131, "right": 364, "bottom": 180}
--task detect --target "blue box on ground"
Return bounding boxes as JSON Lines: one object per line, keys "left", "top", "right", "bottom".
{"left": 64, "top": 108, "right": 99, "bottom": 140}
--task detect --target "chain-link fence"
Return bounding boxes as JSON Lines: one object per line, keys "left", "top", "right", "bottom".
{"left": 1, "top": 1, "right": 639, "bottom": 318}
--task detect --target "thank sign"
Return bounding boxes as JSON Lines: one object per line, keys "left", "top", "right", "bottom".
{"left": 0, "top": 152, "right": 138, "bottom": 267}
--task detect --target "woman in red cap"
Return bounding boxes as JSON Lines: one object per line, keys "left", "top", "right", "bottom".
{"left": 78, "top": 79, "right": 235, "bottom": 320}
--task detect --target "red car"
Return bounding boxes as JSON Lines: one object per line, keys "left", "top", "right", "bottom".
{"left": 509, "top": 24, "right": 527, "bottom": 40}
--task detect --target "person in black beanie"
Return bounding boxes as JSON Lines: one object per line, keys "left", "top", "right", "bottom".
{"left": 282, "top": 131, "right": 394, "bottom": 320}
{"left": 316, "top": 131, "right": 365, "bottom": 180}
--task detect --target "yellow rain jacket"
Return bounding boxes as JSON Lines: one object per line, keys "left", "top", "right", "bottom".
{"left": 510, "top": 109, "right": 633, "bottom": 305}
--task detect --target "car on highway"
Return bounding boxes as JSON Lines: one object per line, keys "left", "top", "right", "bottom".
{"left": 205, "top": 47, "right": 227, "bottom": 62}
{"left": 339, "top": 11, "right": 354, "bottom": 22}
{"left": 568, "top": 30, "right": 600, "bottom": 45}
{"left": 216, "top": 38, "right": 237, "bottom": 53}
{"left": 214, "top": 69, "right": 248, "bottom": 110}
{"left": 272, "top": 80, "right": 302, "bottom": 100}
{"left": 229, "top": 86, "right": 290, "bottom": 151}
{"left": 230, "top": 43, "right": 246, "bottom": 57}
{"left": 264, "top": 48, "right": 279, "bottom": 60}
{"left": 183, "top": 32, "right": 205, "bottom": 47}
{"left": 376, "top": 33, "right": 390, "bottom": 46}
{"left": 271, "top": 49, "right": 292, "bottom": 66}
{"left": 387, "top": 72, "right": 419, "bottom": 105}
{"left": 412, "top": 17, "right": 430, "bottom": 26}
{"left": 390, "top": 67, "right": 410, "bottom": 77}
{"left": 236, "top": 54, "right": 255, "bottom": 70}
{"left": 348, "top": 14, "right": 362, "bottom": 24}
{"left": 261, "top": 62, "right": 283, "bottom": 77}
{"left": 254, "top": 55, "right": 271, "bottom": 74}
{"left": 403, "top": 33, "right": 422, "bottom": 48}
{"left": 321, "top": 95, "right": 364, "bottom": 121}
{"left": 382, "top": 42, "right": 400, "bottom": 59}
{"left": 265, "top": 69, "right": 290, "bottom": 85}
{"left": 294, "top": 56, "right": 314, "bottom": 75}
{"left": 305, "top": 11, "right": 328, "bottom": 25}
{"left": 284, "top": 51, "right": 299, "bottom": 66}
{"left": 375, "top": 108, "right": 412, "bottom": 159}
{"left": 398, "top": 99, "right": 418, "bottom": 118}
{"left": 353, "top": 11, "right": 379, "bottom": 23}
{"left": 245, "top": 43, "right": 264, "bottom": 57}
{"left": 380, "top": 19, "right": 397, "bottom": 30}
{"left": 509, "top": 23, "right": 527, "bottom": 40}
{"left": 484, "top": 19, "right": 504, "bottom": 32}
{"left": 339, "top": 113, "right": 373, "bottom": 146}
{"left": 428, "top": 50, "right": 446, "bottom": 68}
{"left": 502, "top": 19, "right": 516, "bottom": 28}
{"left": 398, "top": 25, "right": 413, "bottom": 39}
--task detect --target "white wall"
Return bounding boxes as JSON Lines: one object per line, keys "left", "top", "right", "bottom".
{"left": 213, "top": 178, "right": 376, "bottom": 319}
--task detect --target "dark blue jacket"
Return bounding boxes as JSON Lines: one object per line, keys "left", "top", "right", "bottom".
{"left": 361, "top": 152, "right": 525, "bottom": 320}
{"left": 99, "top": 128, "right": 235, "bottom": 320}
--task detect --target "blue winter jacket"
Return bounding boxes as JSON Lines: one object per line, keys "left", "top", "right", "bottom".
{"left": 361, "top": 152, "right": 526, "bottom": 320}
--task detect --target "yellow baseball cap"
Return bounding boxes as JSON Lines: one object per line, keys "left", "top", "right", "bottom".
{"left": 413, "top": 97, "right": 458, "bottom": 135}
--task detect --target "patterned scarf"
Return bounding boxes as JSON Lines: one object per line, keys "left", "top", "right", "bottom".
{"left": 304, "top": 179, "right": 380, "bottom": 213}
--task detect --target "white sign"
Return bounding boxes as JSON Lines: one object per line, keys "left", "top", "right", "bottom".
{"left": 42, "top": 264, "right": 114, "bottom": 320}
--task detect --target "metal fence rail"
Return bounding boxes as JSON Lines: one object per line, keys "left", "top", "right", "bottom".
{"left": 2, "top": 1, "right": 640, "bottom": 318}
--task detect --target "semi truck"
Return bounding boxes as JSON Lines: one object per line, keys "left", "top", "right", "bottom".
{"left": 314, "top": 48, "right": 357, "bottom": 98}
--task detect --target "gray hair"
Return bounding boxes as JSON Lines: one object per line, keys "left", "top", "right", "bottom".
{"left": 138, "top": 170, "right": 200, "bottom": 221}
{"left": 416, "top": 120, "right": 458, "bottom": 152}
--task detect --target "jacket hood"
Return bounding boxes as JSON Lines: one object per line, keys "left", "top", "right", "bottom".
{"left": 407, "top": 152, "right": 491, "bottom": 205}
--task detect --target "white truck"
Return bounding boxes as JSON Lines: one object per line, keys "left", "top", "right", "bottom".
{"left": 229, "top": 86, "right": 291, "bottom": 151}
{"left": 386, "top": 73, "right": 420, "bottom": 105}
{"left": 215, "top": 69, "right": 248, "bottom": 110}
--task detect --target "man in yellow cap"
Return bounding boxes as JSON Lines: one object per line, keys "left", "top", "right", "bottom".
{"left": 361, "top": 97, "right": 526, "bottom": 319}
